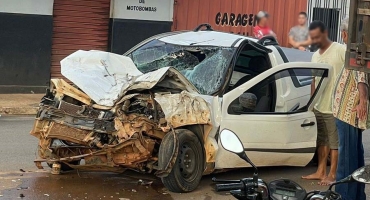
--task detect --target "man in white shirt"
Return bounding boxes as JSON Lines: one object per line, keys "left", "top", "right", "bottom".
{"left": 302, "top": 21, "right": 346, "bottom": 185}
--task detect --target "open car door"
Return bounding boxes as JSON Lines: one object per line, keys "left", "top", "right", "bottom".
{"left": 215, "top": 62, "right": 332, "bottom": 169}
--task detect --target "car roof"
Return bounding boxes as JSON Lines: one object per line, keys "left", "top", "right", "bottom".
{"left": 280, "top": 47, "right": 314, "bottom": 62}
{"left": 159, "top": 31, "right": 258, "bottom": 47}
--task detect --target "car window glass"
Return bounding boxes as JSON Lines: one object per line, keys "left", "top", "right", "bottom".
{"left": 227, "top": 68, "right": 326, "bottom": 115}
{"left": 235, "top": 56, "right": 250, "bottom": 68}
{"left": 228, "top": 48, "right": 270, "bottom": 93}
{"left": 291, "top": 69, "right": 313, "bottom": 87}
{"left": 128, "top": 39, "right": 235, "bottom": 95}
{"left": 280, "top": 47, "right": 314, "bottom": 62}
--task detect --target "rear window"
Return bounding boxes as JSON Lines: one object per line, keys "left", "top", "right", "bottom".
{"left": 280, "top": 47, "right": 314, "bottom": 87}
{"left": 280, "top": 47, "right": 313, "bottom": 62}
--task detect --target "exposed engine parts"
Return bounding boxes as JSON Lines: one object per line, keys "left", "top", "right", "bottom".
{"left": 31, "top": 76, "right": 212, "bottom": 174}
{"left": 33, "top": 90, "right": 165, "bottom": 171}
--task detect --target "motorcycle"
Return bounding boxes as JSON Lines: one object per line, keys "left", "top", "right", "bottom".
{"left": 213, "top": 129, "right": 370, "bottom": 200}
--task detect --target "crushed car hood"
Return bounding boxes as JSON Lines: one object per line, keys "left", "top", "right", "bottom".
{"left": 61, "top": 50, "right": 199, "bottom": 106}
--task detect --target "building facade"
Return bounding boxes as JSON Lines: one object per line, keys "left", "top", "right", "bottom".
{"left": 0, "top": 0, "right": 349, "bottom": 93}
{"left": 172, "top": 0, "right": 308, "bottom": 47}
{"left": 0, "top": 0, "right": 53, "bottom": 93}
{"left": 307, "top": 0, "right": 349, "bottom": 43}
{"left": 0, "top": 0, "right": 173, "bottom": 93}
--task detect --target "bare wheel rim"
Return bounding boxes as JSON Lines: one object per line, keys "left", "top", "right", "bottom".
{"left": 178, "top": 142, "right": 197, "bottom": 181}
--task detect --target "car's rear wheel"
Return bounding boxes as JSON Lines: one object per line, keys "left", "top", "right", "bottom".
{"left": 159, "top": 129, "right": 204, "bottom": 193}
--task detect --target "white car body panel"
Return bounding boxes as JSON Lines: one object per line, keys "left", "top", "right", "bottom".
{"left": 215, "top": 62, "right": 332, "bottom": 168}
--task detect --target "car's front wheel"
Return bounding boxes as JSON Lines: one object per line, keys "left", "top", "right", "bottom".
{"left": 159, "top": 129, "right": 204, "bottom": 193}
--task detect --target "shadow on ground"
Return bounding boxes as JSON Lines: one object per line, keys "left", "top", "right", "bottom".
{"left": 0, "top": 170, "right": 172, "bottom": 200}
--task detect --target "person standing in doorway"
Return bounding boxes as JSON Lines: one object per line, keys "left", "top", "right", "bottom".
{"left": 288, "top": 12, "right": 311, "bottom": 51}
{"left": 332, "top": 17, "right": 367, "bottom": 200}
{"left": 301, "top": 21, "right": 345, "bottom": 186}
{"left": 253, "top": 11, "right": 276, "bottom": 39}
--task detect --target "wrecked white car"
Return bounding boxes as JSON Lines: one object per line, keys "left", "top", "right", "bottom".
{"left": 31, "top": 25, "right": 331, "bottom": 193}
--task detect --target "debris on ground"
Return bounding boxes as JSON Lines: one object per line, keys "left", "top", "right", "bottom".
{"left": 161, "top": 188, "right": 169, "bottom": 195}
{"left": 131, "top": 189, "right": 137, "bottom": 193}
{"left": 137, "top": 179, "right": 153, "bottom": 186}
{"left": 16, "top": 187, "right": 29, "bottom": 190}
{"left": 19, "top": 193, "right": 25, "bottom": 198}
{"left": 19, "top": 169, "right": 25, "bottom": 172}
{"left": 44, "top": 194, "right": 49, "bottom": 197}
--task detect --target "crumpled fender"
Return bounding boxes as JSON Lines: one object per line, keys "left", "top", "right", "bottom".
{"left": 155, "top": 129, "right": 179, "bottom": 177}
{"left": 154, "top": 91, "right": 211, "bottom": 128}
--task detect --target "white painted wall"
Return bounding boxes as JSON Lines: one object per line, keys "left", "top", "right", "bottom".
{"left": 0, "top": 0, "right": 53, "bottom": 15}
{"left": 307, "top": 0, "right": 350, "bottom": 18}
{"left": 111, "top": 0, "right": 174, "bottom": 21}
{"left": 307, "top": 0, "right": 350, "bottom": 42}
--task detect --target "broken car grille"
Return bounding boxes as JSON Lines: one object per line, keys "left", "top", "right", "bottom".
{"left": 58, "top": 100, "right": 82, "bottom": 115}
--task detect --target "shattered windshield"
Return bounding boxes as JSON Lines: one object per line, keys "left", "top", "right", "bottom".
{"left": 128, "top": 39, "right": 235, "bottom": 95}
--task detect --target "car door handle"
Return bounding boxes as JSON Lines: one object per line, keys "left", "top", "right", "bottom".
{"left": 301, "top": 122, "right": 315, "bottom": 127}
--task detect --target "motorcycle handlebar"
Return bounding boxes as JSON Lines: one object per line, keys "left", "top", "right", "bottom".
{"left": 215, "top": 183, "right": 244, "bottom": 192}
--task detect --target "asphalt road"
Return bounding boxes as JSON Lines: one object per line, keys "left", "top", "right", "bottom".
{"left": 0, "top": 115, "right": 370, "bottom": 200}
{"left": 0, "top": 116, "right": 39, "bottom": 172}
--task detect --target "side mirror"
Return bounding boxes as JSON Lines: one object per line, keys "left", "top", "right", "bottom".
{"left": 220, "top": 129, "right": 244, "bottom": 154}
{"left": 352, "top": 165, "right": 370, "bottom": 184}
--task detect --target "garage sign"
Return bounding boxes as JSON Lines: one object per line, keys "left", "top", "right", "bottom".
{"left": 215, "top": 12, "right": 255, "bottom": 27}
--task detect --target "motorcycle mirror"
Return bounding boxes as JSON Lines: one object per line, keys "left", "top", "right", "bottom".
{"left": 352, "top": 165, "right": 370, "bottom": 184}
{"left": 220, "top": 129, "right": 259, "bottom": 184}
{"left": 220, "top": 129, "right": 244, "bottom": 154}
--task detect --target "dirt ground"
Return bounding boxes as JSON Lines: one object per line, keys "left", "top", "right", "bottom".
{"left": 0, "top": 94, "right": 42, "bottom": 115}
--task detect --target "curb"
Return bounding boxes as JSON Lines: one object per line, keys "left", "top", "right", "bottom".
{"left": 0, "top": 107, "right": 38, "bottom": 115}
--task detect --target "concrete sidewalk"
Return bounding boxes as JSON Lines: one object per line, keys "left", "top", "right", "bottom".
{"left": 0, "top": 94, "right": 43, "bottom": 115}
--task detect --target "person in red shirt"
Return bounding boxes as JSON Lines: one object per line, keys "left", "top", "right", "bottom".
{"left": 253, "top": 11, "right": 276, "bottom": 39}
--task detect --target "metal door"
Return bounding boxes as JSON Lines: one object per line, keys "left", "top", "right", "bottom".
{"left": 51, "top": 0, "right": 111, "bottom": 79}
